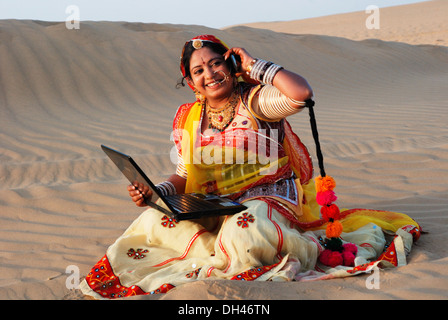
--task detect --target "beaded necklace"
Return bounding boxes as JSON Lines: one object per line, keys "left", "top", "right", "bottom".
{"left": 205, "top": 90, "right": 239, "bottom": 132}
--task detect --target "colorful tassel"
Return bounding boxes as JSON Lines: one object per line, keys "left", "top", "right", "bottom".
{"left": 326, "top": 220, "right": 343, "bottom": 238}
{"left": 316, "top": 190, "right": 337, "bottom": 206}
{"left": 315, "top": 175, "right": 336, "bottom": 193}
{"left": 320, "top": 203, "right": 341, "bottom": 221}
{"left": 318, "top": 250, "right": 343, "bottom": 268}
{"left": 315, "top": 175, "right": 357, "bottom": 267}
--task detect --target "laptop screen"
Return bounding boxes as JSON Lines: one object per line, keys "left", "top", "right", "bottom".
{"left": 101, "top": 145, "right": 173, "bottom": 213}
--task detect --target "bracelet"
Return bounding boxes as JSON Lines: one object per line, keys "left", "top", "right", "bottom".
{"left": 249, "top": 59, "right": 283, "bottom": 85}
{"left": 258, "top": 85, "right": 306, "bottom": 120}
{"left": 263, "top": 64, "right": 283, "bottom": 85}
{"left": 246, "top": 59, "right": 258, "bottom": 75}
{"left": 261, "top": 61, "right": 274, "bottom": 81}
{"left": 155, "top": 181, "right": 177, "bottom": 196}
{"left": 250, "top": 59, "right": 267, "bottom": 82}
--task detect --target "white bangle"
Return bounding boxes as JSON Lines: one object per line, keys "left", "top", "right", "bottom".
{"left": 250, "top": 59, "right": 268, "bottom": 82}
{"left": 258, "top": 85, "right": 306, "bottom": 119}
{"left": 249, "top": 59, "right": 283, "bottom": 85}
{"left": 263, "top": 64, "right": 283, "bottom": 85}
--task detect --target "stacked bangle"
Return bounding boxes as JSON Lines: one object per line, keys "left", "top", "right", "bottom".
{"left": 247, "top": 59, "right": 283, "bottom": 85}
{"left": 258, "top": 85, "right": 306, "bottom": 119}
{"left": 155, "top": 181, "right": 177, "bottom": 196}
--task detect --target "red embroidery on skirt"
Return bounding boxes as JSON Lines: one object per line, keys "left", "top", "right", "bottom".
{"left": 186, "top": 268, "right": 201, "bottom": 278}
{"left": 376, "top": 235, "right": 399, "bottom": 267}
{"left": 237, "top": 212, "right": 255, "bottom": 228}
{"left": 127, "top": 248, "right": 149, "bottom": 259}
{"left": 346, "top": 235, "right": 403, "bottom": 275}
{"left": 149, "top": 283, "right": 175, "bottom": 295}
{"left": 161, "top": 215, "right": 178, "bottom": 228}
{"left": 85, "top": 255, "right": 175, "bottom": 298}
{"left": 231, "top": 262, "right": 280, "bottom": 281}
{"left": 401, "top": 224, "right": 421, "bottom": 242}
{"left": 346, "top": 261, "right": 378, "bottom": 274}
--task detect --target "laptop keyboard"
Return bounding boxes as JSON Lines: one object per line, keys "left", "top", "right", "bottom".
{"left": 166, "top": 194, "right": 214, "bottom": 212}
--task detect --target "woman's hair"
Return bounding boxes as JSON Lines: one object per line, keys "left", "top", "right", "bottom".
{"left": 177, "top": 41, "right": 235, "bottom": 89}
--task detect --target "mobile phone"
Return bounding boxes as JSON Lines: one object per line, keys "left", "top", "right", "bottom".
{"left": 229, "top": 54, "right": 240, "bottom": 73}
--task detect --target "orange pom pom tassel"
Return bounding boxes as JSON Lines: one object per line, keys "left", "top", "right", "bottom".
{"left": 315, "top": 175, "right": 336, "bottom": 193}
{"left": 320, "top": 203, "right": 341, "bottom": 222}
{"left": 326, "top": 220, "right": 343, "bottom": 238}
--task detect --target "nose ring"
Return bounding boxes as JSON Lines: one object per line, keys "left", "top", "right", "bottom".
{"left": 213, "top": 70, "right": 230, "bottom": 83}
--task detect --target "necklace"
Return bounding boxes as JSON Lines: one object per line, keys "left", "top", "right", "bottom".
{"left": 205, "top": 91, "right": 239, "bottom": 132}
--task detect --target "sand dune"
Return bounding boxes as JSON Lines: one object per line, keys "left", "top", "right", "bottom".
{"left": 237, "top": 0, "right": 448, "bottom": 46}
{"left": 0, "top": 0, "right": 447, "bottom": 300}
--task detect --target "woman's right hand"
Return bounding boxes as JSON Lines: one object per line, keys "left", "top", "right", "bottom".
{"left": 127, "top": 183, "right": 152, "bottom": 207}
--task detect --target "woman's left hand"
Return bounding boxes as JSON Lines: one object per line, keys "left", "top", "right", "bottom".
{"left": 224, "top": 47, "right": 255, "bottom": 73}
{"left": 225, "top": 47, "right": 313, "bottom": 101}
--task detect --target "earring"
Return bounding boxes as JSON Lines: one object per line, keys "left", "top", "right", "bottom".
{"left": 194, "top": 89, "right": 205, "bottom": 104}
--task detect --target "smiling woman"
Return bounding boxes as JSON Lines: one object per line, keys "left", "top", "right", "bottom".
{"left": 178, "top": 35, "right": 313, "bottom": 133}
{"left": 189, "top": 47, "right": 235, "bottom": 107}
{"left": 79, "top": 34, "right": 421, "bottom": 300}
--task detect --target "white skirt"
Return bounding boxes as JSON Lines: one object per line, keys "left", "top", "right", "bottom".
{"left": 80, "top": 199, "right": 413, "bottom": 299}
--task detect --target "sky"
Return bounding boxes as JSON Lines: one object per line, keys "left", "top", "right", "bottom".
{"left": 0, "top": 0, "right": 430, "bottom": 29}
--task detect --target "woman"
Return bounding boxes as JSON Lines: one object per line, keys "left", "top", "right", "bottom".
{"left": 80, "top": 35, "right": 421, "bottom": 299}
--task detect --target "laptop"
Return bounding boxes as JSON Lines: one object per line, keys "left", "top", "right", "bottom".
{"left": 101, "top": 145, "right": 246, "bottom": 221}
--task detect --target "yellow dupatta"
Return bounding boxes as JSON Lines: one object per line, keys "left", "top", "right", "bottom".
{"left": 179, "top": 101, "right": 291, "bottom": 196}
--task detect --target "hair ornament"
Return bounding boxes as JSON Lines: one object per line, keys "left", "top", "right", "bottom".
{"left": 192, "top": 39, "right": 204, "bottom": 50}
{"left": 305, "top": 100, "right": 358, "bottom": 268}
{"left": 315, "top": 175, "right": 336, "bottom": 193}
{"left": 315, "top": 175, "right": 358, "bottom": 268}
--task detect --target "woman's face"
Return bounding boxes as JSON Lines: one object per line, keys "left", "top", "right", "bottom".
{"left": 188, "top": 47, "right": 234, "bottom": 104}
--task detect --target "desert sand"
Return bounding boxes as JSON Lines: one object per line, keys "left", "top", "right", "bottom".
{"left": 240, "top": 0, "right": 448, "bottom": 46}
{"left": 0, "top": 1, "right": 447, "bottom": 300}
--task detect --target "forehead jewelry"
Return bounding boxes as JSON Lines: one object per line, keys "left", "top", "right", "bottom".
{"left": 192, "top": 39, "right": 204, "bottom": 50}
